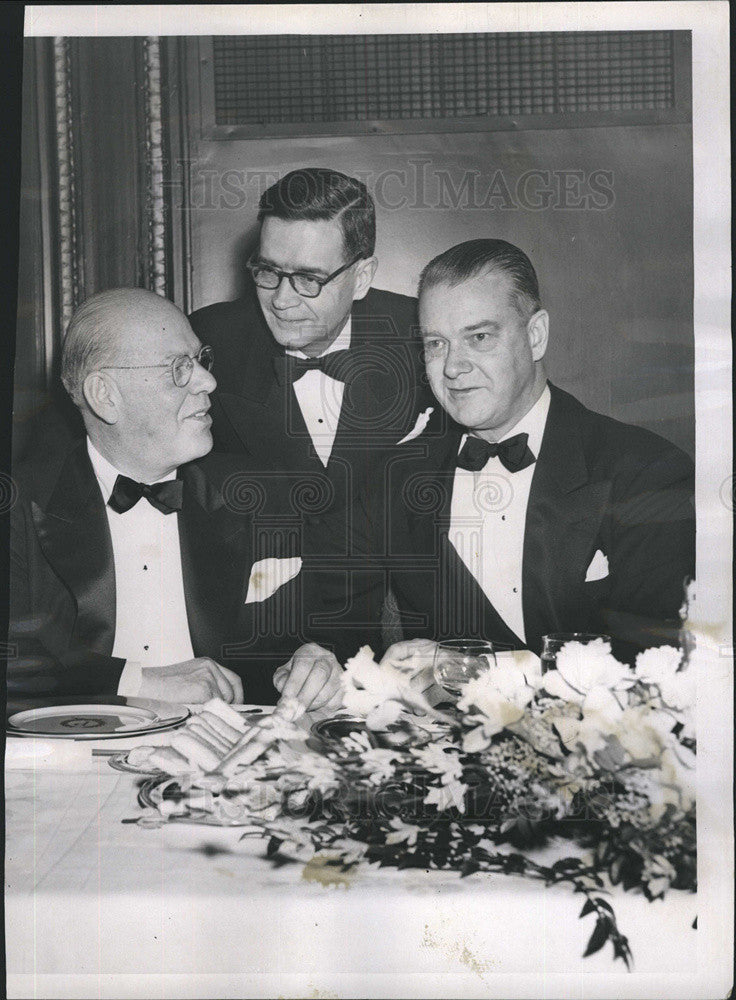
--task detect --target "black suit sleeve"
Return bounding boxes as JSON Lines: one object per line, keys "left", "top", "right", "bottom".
{"left": 7, "top": 502, "right": 126, "bottom": 699}
{"left": 601, "top": 443, "right": 695, "bottom": 659}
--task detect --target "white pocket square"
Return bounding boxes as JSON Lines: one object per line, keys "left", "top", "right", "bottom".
{"left": 585, "top": 549, "right": 609, "bottom": 582}
{"left": 397, "top": 406, "right": 434, "bottom": 445}
{"left": 245, "top": 557, "right": 302, "bottom": 604}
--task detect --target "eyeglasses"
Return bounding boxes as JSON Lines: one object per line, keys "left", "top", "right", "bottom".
{"left": 99, "top": 345, "right": 215, "bottom": 388}
{"left": 247, "top": 254, "right": 364, "bottom": 298}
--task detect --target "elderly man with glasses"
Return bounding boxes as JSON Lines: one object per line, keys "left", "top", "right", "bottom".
{"left": 7, "top": 287, "right": 343, "bottom": 712}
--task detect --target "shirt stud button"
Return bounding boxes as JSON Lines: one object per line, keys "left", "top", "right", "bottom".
{"left": 501, "top": 515, "right": 506, "bottom": 521}
{"left": 143, "top": 645, "right": 149, "bottom": 651}
{"left": 143, "top": 565, "right": 148, "bottom": 571}
{"left": 318, "top": 418, "right": 324, "bottom": 424}
{"left": 512, "top": 587, "right": 518, "bottom": 593}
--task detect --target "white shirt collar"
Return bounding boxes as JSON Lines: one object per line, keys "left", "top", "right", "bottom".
{"left": 285, "top": 316, "right": 352, "bottom": 359}
{"left": 87, "top": 438, "right": 177, "bottom": 503}
{"left": 459, "top": 383, "right": 551, "bottom": 458}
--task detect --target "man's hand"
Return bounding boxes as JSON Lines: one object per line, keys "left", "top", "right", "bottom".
{"left": 380, "top": 639, "right": 445, "bottom": 706}
{"left": 139, "top": 658, "right": 244, "bottom": 704}
{"left": 272, "top": 643, "right": 343, "bottom": 713}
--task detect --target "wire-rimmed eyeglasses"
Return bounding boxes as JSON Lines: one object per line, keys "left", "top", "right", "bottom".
{"left": 247, "top": 254, "right": 364, "bottom": 298}
{"left": 99, "top": 344, "right": 215, "bottom": 388}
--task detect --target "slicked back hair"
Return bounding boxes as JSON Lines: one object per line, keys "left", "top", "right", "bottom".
{"left": 257, "top": 167, "right": 376, "bottom": 260}
{"left": 60, "top": 291, "right": 125, "bottom": 408}
{"left": 418, "top": 239, "right": 542, "bottom": 320}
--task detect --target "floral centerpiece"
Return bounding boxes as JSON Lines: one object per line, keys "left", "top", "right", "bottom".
{"left": 133, "top": 639, "right": 696, "bottom": 968}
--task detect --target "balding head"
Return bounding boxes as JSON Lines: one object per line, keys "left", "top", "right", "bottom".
{"left": 61, "top": 288, "right": 190, "bottom": 408}
{"left": 61, "top": 288, "right": 217, "bottom": 483}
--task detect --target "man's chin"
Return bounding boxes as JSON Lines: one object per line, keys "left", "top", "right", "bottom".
{"left": 181, "top": 428, "right": 214, "bottom": 464}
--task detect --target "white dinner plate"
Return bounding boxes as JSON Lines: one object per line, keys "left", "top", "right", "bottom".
{"left": 7, "top": 698, "right": 189, "bottom": 739}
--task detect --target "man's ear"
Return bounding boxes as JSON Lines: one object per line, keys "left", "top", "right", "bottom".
{"left": 527, "top": 309, "right": 549, "bottom": 362}
{"left": 352, "top": 256, "right": 378, "bottom": 301}
{"left": 82, "top": 372, "right": 120, "bottom": 425}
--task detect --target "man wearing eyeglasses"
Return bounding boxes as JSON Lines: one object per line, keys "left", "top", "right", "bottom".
{"left": 190, "top": 167, "right": 436, "bottom": 659}
{"left": 7, "top": 288, "right": 343, "bottom": 712}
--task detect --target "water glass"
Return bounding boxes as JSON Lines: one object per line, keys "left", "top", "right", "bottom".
{"left": 540, "top": 632, "right": 611, "bottom": 672}
{"left": 432, "top": 639, "right": 496, "bottom": 696}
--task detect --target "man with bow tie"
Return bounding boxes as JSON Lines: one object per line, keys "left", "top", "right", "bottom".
{"left": 7, "top": 288, "right": 343, "bottom": 710}
{"left": 190, "top": 167, "right": 436, "bottom": 657}
{"left": 386, "top": 239, "right": 695, "bottom": 664}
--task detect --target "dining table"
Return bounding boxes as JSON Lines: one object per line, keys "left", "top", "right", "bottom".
{"left": 3, "top": 699, "right": 706, "bottom": 1000}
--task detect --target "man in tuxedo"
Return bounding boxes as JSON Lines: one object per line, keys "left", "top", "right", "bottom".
{"left": 7, "top": 288, "right": 343, "bottom": 708}
{"left": 189, "top": 167, "right": 436, "bottom": 656}
{"left": 387, "top": 239, "right": 695, "bottom": 664}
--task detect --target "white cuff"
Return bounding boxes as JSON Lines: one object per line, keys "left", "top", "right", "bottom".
{"left": 117, "top": 660, "right": 143, "bottom": 698}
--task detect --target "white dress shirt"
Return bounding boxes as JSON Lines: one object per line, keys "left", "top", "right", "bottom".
{"left": 448, "top": 385, "right": 551, "bottom": 643}
{"left": 87, "top": 440, "right": 195, "bottom": 696}
{"left": 286, "top": 319, "right": 351, "bottom": 467}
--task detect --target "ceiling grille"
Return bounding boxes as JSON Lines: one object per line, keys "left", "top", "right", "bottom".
{"left": 212, "top": 31, "right": 678, "bottom": 128}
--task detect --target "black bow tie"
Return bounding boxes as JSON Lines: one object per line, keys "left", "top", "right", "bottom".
{"left": 456, "top": 433, "right": 536, "bottom": 474}
{"left": 108, "top": 474, "right": 184, "bottom": 515}
{"left": 273, "top": 350, "right": 353, "bottom": 386}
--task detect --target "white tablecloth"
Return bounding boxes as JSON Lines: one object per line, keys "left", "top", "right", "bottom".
{"left": 3, "top": 727, "right": 704, "bottom": 1000}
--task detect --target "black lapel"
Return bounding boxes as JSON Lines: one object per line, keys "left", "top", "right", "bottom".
{"left": 416, "top": 422, "right": 524, "bottom": 649}
{"left": 522, "top": 385, "right": 611, "bottom": 652}
{"left": 31, "top": 443, "right": 117, "bottom": 655}
{"left": 439, "top": 535, "right": 524, "bottom": 649}
{"left": 393, "top": 416, "right": 460, "bottom": 542}
{"left": 216, "top": 379, "right": 326, "bottom": 476}
{"left": 177, "top": 463, "right": 252, "bottom": 659}
{"left": 330, "top": 297, "right": 428, "bottom": 452}
{"left": 393, "top": 426, "right": 524, "bottom": 649}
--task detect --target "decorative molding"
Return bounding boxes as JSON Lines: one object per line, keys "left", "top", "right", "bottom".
{"left": 52, "top": 36, "right": 82, "bottom": 334}
{"left": 143, "top": 36, "right": 167, "bottom": 296}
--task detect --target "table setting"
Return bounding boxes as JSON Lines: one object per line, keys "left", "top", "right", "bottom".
{"left": 5, "top": 634, "right": 703, "bottom": 998}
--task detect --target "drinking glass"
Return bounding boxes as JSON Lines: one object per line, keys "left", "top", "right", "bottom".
{"left": 432, "top": 639, "right": 496, "bottom": 697}
{"left": 540, "top": 632, "right": 611, "bottom": 672}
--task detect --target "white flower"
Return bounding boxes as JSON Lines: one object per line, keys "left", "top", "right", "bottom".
{"left": 280, "top": 751, "right": 340, "bottom": 793}
{"left": 411, "top": 742, "right": 463, "bottom": 782}
{"left": 635, "top": 646, "right": 694, "bottom": 713}
{"left": 556, "top": 700, "right": 670, "bottom": 767}
{"left": 361, "top": 748, "right": 401, "bottom": 785}
{"left": 262, "top": 816, "right": 317, "bottom": 860}
{"left": 424, "top": 779, "right": 468, "bottom": 813}
{"left": 651, "top": 743, "right": 696, "bottom": 815}
{"left": 330, "top": 837, "right": 369, "bottom": 864}
{"left": 542, "top": 640, "right": 634, "bottom": 705}
{"left": 461, "top": 662, "right": 535, "bottom": 711}
{"left": 456, "top": 665, "right": 534, "bottom": 743}
{"left": 642, "top": 854, "right": 677, "bottom": 898}
{"left": 386, "top": 817, "right": 421, "bottom": 846}
{"left": 341, "top": 645, "right": 450, "bottom": 728}
{"left": 614, "top": 706, "right": 674, "bottom": 764}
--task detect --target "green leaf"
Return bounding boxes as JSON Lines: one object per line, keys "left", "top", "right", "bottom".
{"left": 583, "top": 917, "right": 611, "bottom": 957}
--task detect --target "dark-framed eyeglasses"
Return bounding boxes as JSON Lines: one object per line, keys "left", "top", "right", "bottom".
{"left": 247, "top": 254, "right": 364, "bottom": 298}
{"left": 99, "top": 344, "right": 215, "bottom": 388}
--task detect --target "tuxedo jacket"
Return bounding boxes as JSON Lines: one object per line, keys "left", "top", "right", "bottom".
{"left": 189, "top": 281, "right": 434, "bottom": 463}
{"left": 7, "top": 442, "right": 347, "bottom": 703}
{"left": 386, "top": 384, "right": 695, "bottom": 663}
{"left": 190, "top": 281, "right": 439, "bottom": 653}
